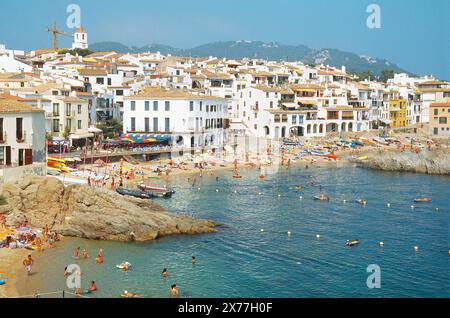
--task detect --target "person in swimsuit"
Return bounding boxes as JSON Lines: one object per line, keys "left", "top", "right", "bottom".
{"left": 162, "top": 268, "right": 168, "bottom": 277}
{"left": 89, "top": 281, "right": 97, "bottom": 292}
{"left": 82, "top": 249, "right": 89, "bottom": 259}
{"left": 23, "top": 255, "right": 34, "bottom": 275}
{"left": 73, "top": 247, "right": 80, "bottom": 259}
{"left": 170, "top": 284, "right": 179, "bottom": 297}
{"left": 191, "top": 256, "right": 196, "bottom": 265}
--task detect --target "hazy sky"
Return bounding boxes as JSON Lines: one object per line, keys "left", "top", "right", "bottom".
{"left": 0, "top": 0, "right": 448, "bottom": 79}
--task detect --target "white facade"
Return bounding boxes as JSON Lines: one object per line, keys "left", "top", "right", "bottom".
{"left": 72, "top": 26, "right": 88, "bottom": 50}
{"left": 124, "top": 94, "right": 228, "bottom": 149}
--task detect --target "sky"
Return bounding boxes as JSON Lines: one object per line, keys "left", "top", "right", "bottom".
{"left": 0, "top": 0, "right": 448, "bottom": 79}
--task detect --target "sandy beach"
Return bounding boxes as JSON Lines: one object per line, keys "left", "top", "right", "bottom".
{"left": 0, "top": 248, "right": 32, "bottom": 298}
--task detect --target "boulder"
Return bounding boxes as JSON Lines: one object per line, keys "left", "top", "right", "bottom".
{"left": 0, "top": 176, "right": 218, "bottom": 242}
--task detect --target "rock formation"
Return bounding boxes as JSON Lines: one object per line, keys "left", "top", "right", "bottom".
{"left": 0, "top": 176, "right": 218, "bottom": 241}
{"left": 354, "top": 149, "right": 450, "bottom": 175}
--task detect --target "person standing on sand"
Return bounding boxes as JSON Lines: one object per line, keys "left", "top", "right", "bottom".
{"left": 23, "top": 254, "right": 34, "bottom": 275}
{"left": 0, "top": 214, "right": 5, "bottom": 229}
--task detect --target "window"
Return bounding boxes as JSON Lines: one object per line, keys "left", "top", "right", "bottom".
{"left": 165, "top": 101, "right": 170, "bottom": 111}
{"left": 116, "top": 90, "right": 124, "bottom": 96}
{"left": 0, "top": 147, "right": 3, "bottom": 165}
{"left": 145, "top": 118, "right": 150, "bottom": 132}
{"left": 53, "top": 119, "right": 60, "bottom": 132}
{"left": 107, "top": 78, "right": 111, "bottom": 85}
{"left": 153, "top": 101, "right": 158, "bottom": 111}
{"left": 77, "top": 104, "right": 82, "bottom": 114}
{"left": 439, "top": 117, "right": 447, "bottom": 124}
{"left": 131, "top": 101, "right": 136, "bottom": 111}
{"left": 65, "top": 104, "right": 72, "bottom": 117}
{"left": 52, "top": 104, "right": 60, "bottom": 116}
{"left": 292, "top": 115, "right": 297, "bottom": 124}
{"left": 16, "top": 118, "right": 23, "bottom": 141}
{"left": 52, "top": 90, "right": 58, "bottom": 96}
{"left": 96, "top": 77, "right": 105, "bottom": 84}
{"left": 270, "top": 101, "right": 273, "bottom": 108}
{"left": 153, "top": 118, "right": 159, "bottom": 132}
{"left": 274, "top": 114, "right": 281, "bottom": 123}
{"left": 165, "top": 118, "right": 170, "bottom": 132}
{"left": 0, "top": 118, "right": 3, "bottom": 141}
{"left": 78, "top": 120, "right": 82, "bottom": 130}
{"left": 65, "top": 119, "right": 72, "bottom": 132}
{"left": 434, "top": 109, "right": 439, "bottom": 115}
{"left": 200, "top": 102, "right": 203, "bottom": 111}
{"left": 145, "top": 101, "right": 150, "bottom": 111}
{"left": 190, "top": 101, "right": 194, "bottom": 112}
{"left": 130, "top": 117, "right": 136, "bottom": 131}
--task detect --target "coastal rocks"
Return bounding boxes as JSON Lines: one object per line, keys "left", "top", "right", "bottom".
{"left": 0, "top": 176, "right": 218, "bottom": 242}
{"left": 355, "top": 149, "right": 450, "bottom": 175}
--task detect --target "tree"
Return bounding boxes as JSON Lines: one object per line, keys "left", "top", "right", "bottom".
{"left": 62, "top": 126, "right": 71, "bottom": 140}
{"left": 58, "top": 48, "right": 94, "bottom": 57}
{"left": 356, "top": 70, "right": 375, "bottom": 81}
{"left": 379, "top": 69, "right": 395, "bottom": 83}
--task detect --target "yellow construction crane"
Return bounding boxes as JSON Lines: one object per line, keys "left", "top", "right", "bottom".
{"left": 45, "top": 21, "right": 72, "bottom": 50}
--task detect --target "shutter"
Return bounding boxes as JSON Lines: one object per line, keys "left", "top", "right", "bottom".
{"left": 5, "top": 146, "right": 11, "bottom": 165}
{"left": 25, "top": 149, "right": 33, "bottom": 165}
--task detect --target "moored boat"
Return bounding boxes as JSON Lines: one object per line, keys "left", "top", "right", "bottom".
{"left": 138, "top": 184, "right": 175, "bottom": 194}
{"left": 414, "top": 198, "right": 432, "bottom": 203}
{"left": 346, "top": 239, "right": 361, "bottom": 247}
{"left": 116, "top": 188, "right": 154, "bottom": 200}
{"left": 355, "top": 198, "right": 367, "bottom": 205}
{"left": 314, "top": 194, "right": 329, "bottom": 201}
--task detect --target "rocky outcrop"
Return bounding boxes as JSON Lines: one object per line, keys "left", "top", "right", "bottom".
{"left": 0, "top": 176, "right": 218, "bottom": 241}
{"left": 354, "top": 149, "right": 450, "bottom": 175}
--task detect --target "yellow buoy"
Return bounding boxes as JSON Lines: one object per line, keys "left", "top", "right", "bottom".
{"left": 414, "top": 246, "right": 419, "bottom": 252}
{"left": 260, "top": 229, "right": 265, "bottom": 233}
{"left": 387, "top": 203, "right": 391, "bottom": 207}
{"left": 316, "top": 234, "right": 321, "bottom": 239}
{"left": 411, "top": 205, "right": 415, "bottom": 209}
{"left": 287, "top": 231, "right": 292, "bottom": 236}
{"left": 379, "top": 242, "right": 384, "bottom": 247}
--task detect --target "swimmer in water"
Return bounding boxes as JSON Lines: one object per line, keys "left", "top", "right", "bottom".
{"left": 170, "top": 284, "right": 179, "bottom": 297}
{"left": 191, "top": 256, "right": 196, "bottom": 265}
{"left": 73, "top": 247, "right": 80, "bottom": 259}
{"left": 82, "top": 249, "right": 89, "bottom": 259}
{"left": 162, "top": 268, "right": 168, "bottom": 277}
{"left": 89, "top": 281, "right": 97, "bottom": 292}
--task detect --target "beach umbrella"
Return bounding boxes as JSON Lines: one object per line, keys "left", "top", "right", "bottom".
{"left": 15, "top": 227, "right": 33, "bottom": 236}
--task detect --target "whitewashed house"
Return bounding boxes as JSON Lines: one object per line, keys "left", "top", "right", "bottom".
{"left": 123, "top": 87, "right": 228, "bottom": 150}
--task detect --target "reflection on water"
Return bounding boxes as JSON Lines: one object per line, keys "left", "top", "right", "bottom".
{"left": 20, "top": 166, "right": 450, "bottom": 298}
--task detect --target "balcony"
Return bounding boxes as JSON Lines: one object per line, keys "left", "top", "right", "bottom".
{"left": 16, "top": 131, "right": 26, "bottom": 143}
{"left": 64, "top": 111, "right": 76, "bottom": 118}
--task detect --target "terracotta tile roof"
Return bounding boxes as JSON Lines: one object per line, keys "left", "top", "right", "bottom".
{"left": 77, "top": 68, "right": 108, "bottom": 76}
{"left": 126, "top": 86, "right": 224, "bottom": 101}
{"left": 0, "top": 98, "right": 44, "bottom": 113}
{"left": 430, "top": 102, "right": 450, "bottom": 107}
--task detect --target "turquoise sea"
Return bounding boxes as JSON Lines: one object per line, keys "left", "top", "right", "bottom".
{"left": 21, "top": 165, "right": 450, "bottom": 298}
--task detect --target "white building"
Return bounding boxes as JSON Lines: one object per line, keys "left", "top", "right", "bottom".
{"left": 123, "top": 87, "right": 228, "bottom": 150}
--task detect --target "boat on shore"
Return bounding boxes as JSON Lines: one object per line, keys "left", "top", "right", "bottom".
{"left": 138, "top": 184, "right": 175, "bottom": 198}
{"left": 346, "top": 239, "right": 361, "bottom": 247}
{"left": 116, "top": 188, "right": 154, "bottom": 200}
{"left": 414, "top": 198, "right": 432, "bottom": 203}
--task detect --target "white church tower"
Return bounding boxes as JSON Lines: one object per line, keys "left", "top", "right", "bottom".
{"left": 72, "top": 25, "right": 88, "bottom": 50}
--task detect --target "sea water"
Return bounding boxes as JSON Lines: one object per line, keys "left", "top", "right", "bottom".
{"left": 19, "top": 165, "right": 450, "bottom": 298}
